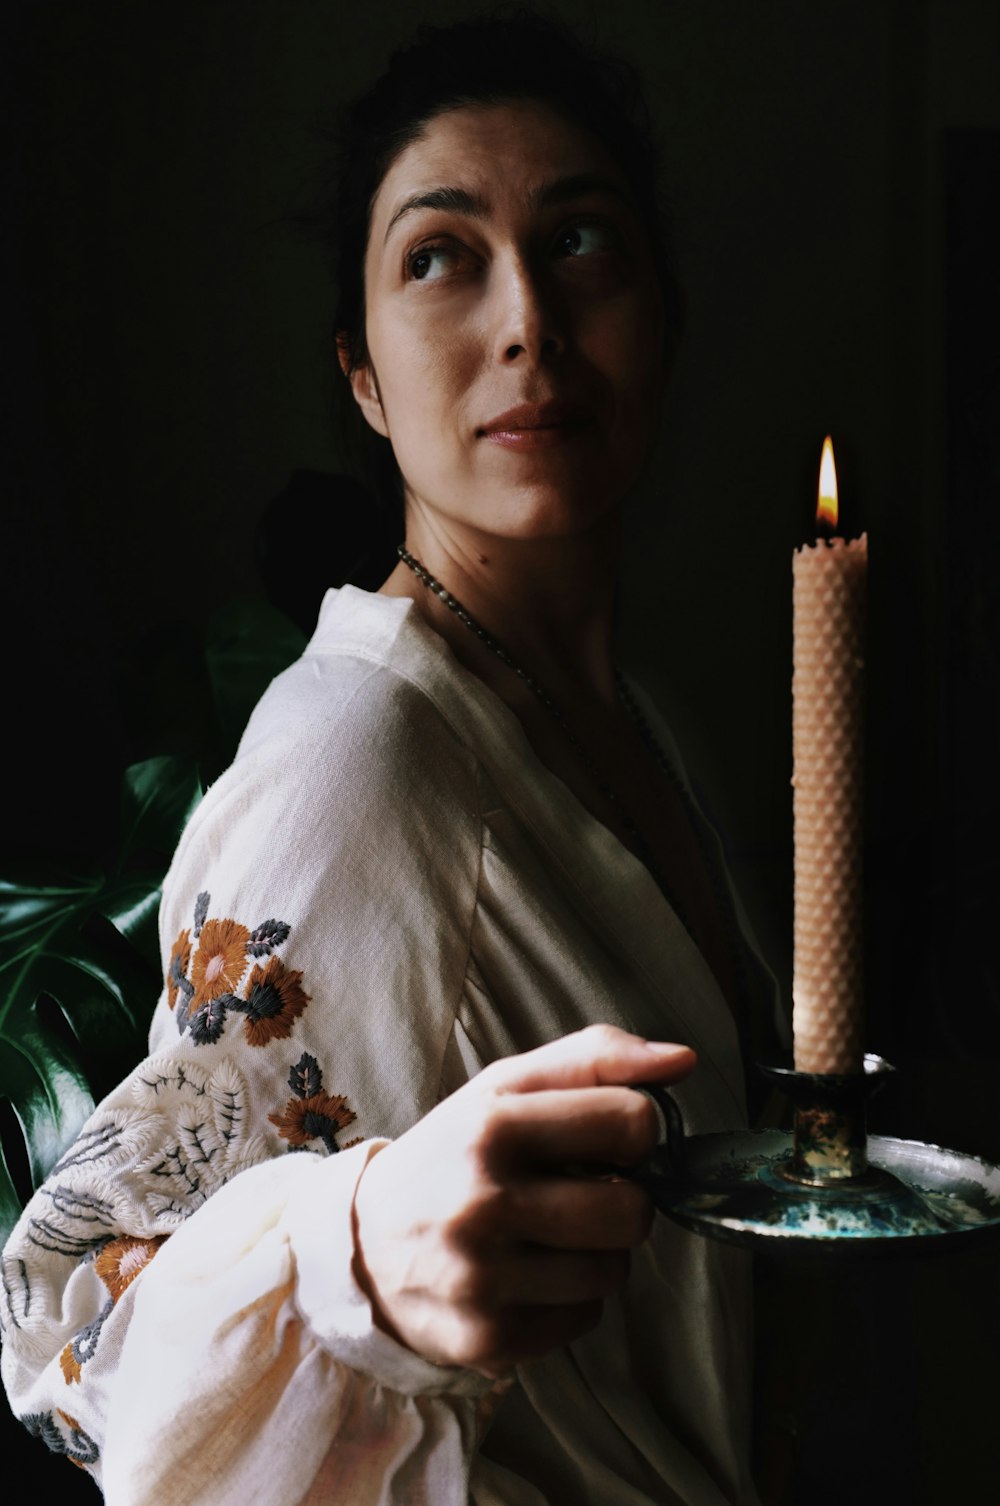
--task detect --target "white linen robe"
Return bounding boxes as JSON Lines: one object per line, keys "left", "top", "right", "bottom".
{"left": 1, "top": 584, "right": 786, "bottom": 1505}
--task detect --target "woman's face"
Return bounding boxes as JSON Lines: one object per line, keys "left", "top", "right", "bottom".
{"left": 349, "top": 99, "right": 668, "bottom": 545}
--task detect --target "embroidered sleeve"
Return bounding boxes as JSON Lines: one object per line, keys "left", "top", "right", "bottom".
{"left": 101, "top": 1143, "right": 498, "bottom": 1505}
{"left": 0, "top": 664, "right": 490, "bottom": 1503}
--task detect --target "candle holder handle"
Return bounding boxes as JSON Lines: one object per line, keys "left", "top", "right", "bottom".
{"left": 623, "top": 1083, "right": 689, "bottom": 1196}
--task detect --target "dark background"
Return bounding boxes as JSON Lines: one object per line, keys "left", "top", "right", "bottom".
{"left": 3, "top": 1, "right": 999, "bottom": 1502}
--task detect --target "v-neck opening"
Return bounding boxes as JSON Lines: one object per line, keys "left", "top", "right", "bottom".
{"left": 310, "top": 585, "right": 751, "bottom": 1119}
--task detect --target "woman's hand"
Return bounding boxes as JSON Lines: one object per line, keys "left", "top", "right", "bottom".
{"left": 351, "top": 1023, "right": 696, "bottom": 1378}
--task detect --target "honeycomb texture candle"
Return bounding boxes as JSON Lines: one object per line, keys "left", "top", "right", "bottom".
{"left": 791, "top": 530, "right": 868, "bottom": 1073}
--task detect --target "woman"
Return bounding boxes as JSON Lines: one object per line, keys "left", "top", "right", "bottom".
{"left": 1, "top": 12, "right": 787, "bottom": 1504}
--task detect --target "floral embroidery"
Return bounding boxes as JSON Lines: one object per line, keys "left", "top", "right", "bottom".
{"left": 58, "top": 1233, "right": 169, "bottom": 1384}
{"left": 59, "top": 1300, "right": 111, "bottom": 1385}
{"left": 166, "top": 929, "right": 193, "bottom": 1012}
{"left": 23, "top": 1409, "right": 99, "bottom": 1468}
{"left": 247, "top": 918, "right": 291, "bottom": 957}
{"left": 59, "top": 1411, "right": 100, "bottom": 1469}
{"left": 269, "top": 1052, "right": 359, "bottom": 1154}
{"left": 94, "top": 1233, "right": 168, "bottom": 1301}
{"left": 164, "top": 894, "right": 301, "bottom": 1047}
{"left": 3, "top": 1058, "right": 269, "bottom": 1418}
{"left": 189, "top": 994, "right": 231, "bottom": 1046}
{"left": 191, "top": 918, "right": 251, "bottom": 1003}
{"left": 227, "top": 956, "right": 310, "bottom": 1047}
{"left": 193, "top": 889, "right": 209, "bottom": 937}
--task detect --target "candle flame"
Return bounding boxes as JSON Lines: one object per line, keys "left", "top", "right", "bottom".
{"left": 817, "top": 435, "right": 838, "bottom": 532}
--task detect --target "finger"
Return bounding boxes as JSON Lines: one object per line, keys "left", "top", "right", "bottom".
{"left": 488, "top": 1022, "right": 696, "bottom": 1095}
{"left": 493, "top": 1300, "right": 605, "bottom": 1370}
{"left": 497, "top": 1248, "right": 630, "bottom": 1307}
{"left": 505, "top": 1174, "right": 655, "bottom": 1250}
{"left": 486, "top": 1084, "right": 662, "bottom": 1168}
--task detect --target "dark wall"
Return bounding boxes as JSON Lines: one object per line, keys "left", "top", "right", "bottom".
{"left": 4, "top": 2, "right": 999, "bottom": 1502}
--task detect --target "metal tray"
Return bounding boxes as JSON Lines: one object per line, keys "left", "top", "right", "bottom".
{"left": 643, "top": 1128, "right": 1000, "bottom": 1258}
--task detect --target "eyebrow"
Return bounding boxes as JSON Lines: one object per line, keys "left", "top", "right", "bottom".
{"left": 382, "top": 171, "right": 633, "bottom": 245}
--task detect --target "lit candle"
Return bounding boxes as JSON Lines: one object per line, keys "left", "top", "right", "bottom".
{"left": 791, "top": 437, "right": 868, "bottom": 1074}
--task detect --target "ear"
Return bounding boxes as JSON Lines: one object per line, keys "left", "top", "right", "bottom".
{"left": 336, "top": 332, "right": 390, "bottom": 440}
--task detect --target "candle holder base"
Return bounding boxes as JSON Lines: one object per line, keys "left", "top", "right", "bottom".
{"left": 637, "top": 1057, "right": 1000, "bottom": 1258}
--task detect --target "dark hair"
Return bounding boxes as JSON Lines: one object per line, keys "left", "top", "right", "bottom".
{"left": 322, "top": 4, "right": 683, "bottom": 539}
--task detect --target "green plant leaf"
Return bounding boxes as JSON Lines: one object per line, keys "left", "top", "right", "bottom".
{"left": 117, "top": 753, "right": 207, "bottom": 873}
{"left": 0, "top": 756, "right": 203, "bottom": 1246}
{"left": 204, "top": 596, "right": 307, "bottom": 757}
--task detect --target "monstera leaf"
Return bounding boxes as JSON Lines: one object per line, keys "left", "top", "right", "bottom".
{"left": 0, "top": 593, "right": 304, "bottom": 1250}
{"left": 204, "top": 595, "right": 308, "bottom": 755}
{"left": 0, "top": 756, "right": 203, "bottom": 1246}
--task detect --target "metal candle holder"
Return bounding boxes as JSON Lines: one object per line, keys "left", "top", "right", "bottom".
{"left": 638, "top": 1056, "right": 1000, "bottom": 1257}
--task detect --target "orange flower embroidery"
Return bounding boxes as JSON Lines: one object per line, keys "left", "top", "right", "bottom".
{"left": 58, "top": 1236, "right": 167, "bottom": 1387}
{"left": 58, "top": 1295, "right": 114, "bottom": 1386}
{"left": 190, "top": 917, "right": 250, "bottom": 1003}
{"left": 269, "top": 1052, "right": 357, "bottom": 1154}
{"left": 170, "top": 896, "right": 301, "bottom": 1046}
{"left": 166, "top": 928, "right": 192, "bottom": 1011}
{"left": 231, "top": 955, "right": 310, "bottom": 1047}
{"left": 269, "top": 1092, "right": 357, "bottom": 1151}
{"left": 94, "top": 1235, "right": 168, "bottom": 1303}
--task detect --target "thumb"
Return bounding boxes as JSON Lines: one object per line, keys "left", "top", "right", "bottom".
{"left": 490, "top": 1023, "right": 696, "bottom": 1095}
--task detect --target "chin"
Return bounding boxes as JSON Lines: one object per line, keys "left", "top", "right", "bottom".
{"left": 471, "top": 480, "right": 623, "bottom": 543}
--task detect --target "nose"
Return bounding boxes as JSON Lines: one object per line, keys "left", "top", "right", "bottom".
{"left": 490, "top": 254, "right": 565, "bottom": 366}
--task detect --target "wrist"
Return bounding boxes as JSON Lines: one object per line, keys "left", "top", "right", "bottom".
{"left": 350, "top": 1143, "right": 411, "bottom": 1350}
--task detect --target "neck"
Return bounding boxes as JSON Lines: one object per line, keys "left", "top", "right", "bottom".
{"left": 380, "top": 510, "right": 623, "bottom": 710}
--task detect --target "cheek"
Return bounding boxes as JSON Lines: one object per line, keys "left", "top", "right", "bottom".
{"left": 371, "top": 309, "right": 472, "bottom": 419}
{"left": 608, "top": 296, "right": 666, "bottom": 422}
{"left": 365, "top": 310, "right": 480, "bottom": 491}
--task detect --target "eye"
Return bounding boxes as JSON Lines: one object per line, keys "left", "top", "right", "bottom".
{"left": 553, "top": 221, "right": 618, "bottom": 259}
{"left": 404, "top": 241, "right": 469, "bottom": 282}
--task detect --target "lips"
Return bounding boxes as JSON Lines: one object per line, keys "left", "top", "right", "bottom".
{"left": 477, "top": 399, "right": 593, "bottom": 435}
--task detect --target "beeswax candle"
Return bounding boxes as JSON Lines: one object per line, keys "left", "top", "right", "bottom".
{"left": 792, "top": 437, "right": 868, "bottom": 1074}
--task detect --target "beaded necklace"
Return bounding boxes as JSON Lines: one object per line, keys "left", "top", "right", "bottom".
{"left": 395, "top": 544, "right": 769, "bottom": 1108}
